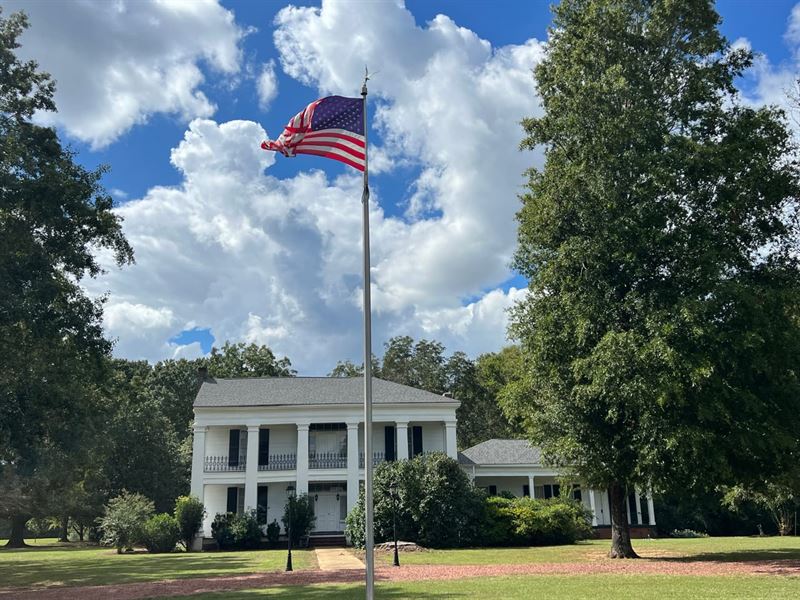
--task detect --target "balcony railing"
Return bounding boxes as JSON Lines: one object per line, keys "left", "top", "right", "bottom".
{"left": 204, "top": 454, "right": 246, "bottom": 472}
{"left": 309, "top": 451, "right": 347, "bottom": 469}
{"left": 359, "top": 451, "right": 386, "bottom": 468}
{"left": 258, "top": 453, "right": 297, "bottom": 471}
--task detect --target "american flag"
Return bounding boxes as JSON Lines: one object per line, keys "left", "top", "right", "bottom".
{"left": 261, "top": 96, "right": 365, "bottom": 172}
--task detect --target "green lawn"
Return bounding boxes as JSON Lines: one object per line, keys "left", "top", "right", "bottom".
{"left": 0, "top": 539, "right": 315, "bottom": 589}
{"left": 154, "top": 574, "right": 800, "bottom": 599}
{"left": 374, "top": 536, "right": 800, "bottom": 566}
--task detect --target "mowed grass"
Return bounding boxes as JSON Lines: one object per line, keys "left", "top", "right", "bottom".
{"left": 156, "top": 574, "right": 800, "bottom": 600}
{"left": 374, "top": 535, "right": 800, "bottom": 566}
{"left": 0, "top": 538, "right": 315, "bottom": 589}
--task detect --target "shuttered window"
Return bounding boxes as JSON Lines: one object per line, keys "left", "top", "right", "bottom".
{"left": 258, "top": 428, "right": 270, "bottom": 466}
{"left": 228, "top": 429, "right": 240, "bottom": 467}
{"left": 384, "top": 426, "right": 396, "bottom": 461}
{"left": 411, "top": 426, "right": 423, "bottom": 457}
{"left": 226, "top": 487, "right": 238, "bottom": 513}
{"left": 257, "top": 486, "right": 269, "bottom": 525}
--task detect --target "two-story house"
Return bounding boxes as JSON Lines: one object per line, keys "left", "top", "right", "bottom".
{"left": 190, "top": 376, "right": 459, "bottom": 541}
{"left": 189, "top": 376, "right": 656, "bottom": 544}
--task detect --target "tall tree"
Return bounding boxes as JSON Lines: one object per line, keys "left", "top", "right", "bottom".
{"left": 0, "top": 10, "right": 133, "bottom": 547}
{"left": 506, "top": 0, "right": 800, "bottom": 557}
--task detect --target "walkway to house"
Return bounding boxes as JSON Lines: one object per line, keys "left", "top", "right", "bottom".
{"left": 314, "top": 547, "right": 365, "bottom": 571}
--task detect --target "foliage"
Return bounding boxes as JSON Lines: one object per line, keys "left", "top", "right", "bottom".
{"left": 481, "top": 497, "right": 592, "bottom": 546}
{"left": 174, "top": 496, "right": 205, "bottom": 551}
{"left": 723, "top": 481, "right": 799, "bottom": 536}
{"left": 266, "top": 520, "right": 281, "bottom": 544}
{"left": 211, "top": 511, "right": 263, "bottom": 550}
{"left": 97, "top": 492, "right": 155, "bottom": 553}
{"left": 141, "top": 513, "right": 180, "bottom": 553}
{"left": 506, "top": 0, "right": 800, "bottom": 558}
{"left": 346, "top": 453, "right": 484, "bottom": 548}
{"left": 670, "top": 528, "right": 709, "bottom": 538}
{"left": 282, "top": 495, "right": 315, "bottom": 545}
{"left": 25, "top": 517, "right": 52, "bottom": 540}
{"left": 0, "top": 8, "right": 133, "bottom": 548}
{"left": 211, "top": 513, "right": 236, "bottom": 550}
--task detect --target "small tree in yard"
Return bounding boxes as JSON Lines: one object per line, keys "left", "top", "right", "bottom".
{"left": 174, "top": 495, "right": 205, "bottom": 551}
{"left": 723, "top": 479, "right": 799, "bottom": 536}
{"left": 141, "top": 514, "right": 180, "bottom": 553}
{"left": 282, "top": 495, "right": 315, "bottom": 545}
{"left": 98, "top": 491, "right": 154, "bottom": 553}
{"left": 507, "top": 0, "right": 800, "bottom": 559}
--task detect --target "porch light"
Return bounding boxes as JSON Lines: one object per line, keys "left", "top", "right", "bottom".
{"left": 286, "top": 485, "right": 296, "bottom": 572}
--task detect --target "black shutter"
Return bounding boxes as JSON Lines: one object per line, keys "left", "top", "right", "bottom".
{"left": 384, "top": 426, "right": 396, "bottom": 461}
{"left": 523, "top": 484, "right": 530, "bottom": 498}
{"left": 412, "top": 426, "right": 423, "bottom": 457}
{"left": 544, "top": 485, "right": 552, "bottom": 499}
{"left": 488, "top": 485, "right": 497, "bottom": 496}
{"left": 226, "top": 487, "right": 238, "bottom": 513}
{"left": 258, "top": 428, "right": 270, "bottom": 466}
{"left": 553, "top": 484, "right": 561, "bottom": 498}
{"left": 257, "top": 486, "right": 269, "bottom": 525}
{"left": 228, "top": 429, "right": 240, "bottom": 467}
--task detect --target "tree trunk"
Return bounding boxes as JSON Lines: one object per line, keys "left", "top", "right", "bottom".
{"left": 58, "top": 515, "right": 69, "bottom": 542}
{"left": 608, "top": 482, "right": 638, "bottom": 558}
{"left": 5, "top": 514, "right": 29, "bottom": 548}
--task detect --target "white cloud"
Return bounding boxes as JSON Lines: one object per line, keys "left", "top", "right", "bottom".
{"left": 86, "top": 1, "right": 546, "bottom": 372}
{"left": 256, "top": 60, "right": 279, "bottom": 111}
{"left": 7, "top": 0, "right": 244, "bottom": 148}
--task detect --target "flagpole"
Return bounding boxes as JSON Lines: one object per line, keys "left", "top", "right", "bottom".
{"left": 360, "top": 69, "right": 375, "bottom": 600}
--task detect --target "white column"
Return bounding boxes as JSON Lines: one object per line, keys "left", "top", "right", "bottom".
{"left": 634, "top": 489, "right": 643, "bottom": 526}
{"left": 296, "top": 424, "right": 309, "bottom": 496}
{"left": 589, "top": 489, "right": 598, "bottom": 526}
{"left": 190, "top": 425, "right": 206, "bottom": 499}
{"left": 444, "top": 421, "right": 458, "bottom": 459}
{"left": 528, "top": 475, "right": 534, "bottom": 498}
{"left": 396, "top": 421, "right": 409, "bottom": 460}
{"left": 647, "top": 492, "right": 656, "bottom": 526}
{"left": 244, "top": 425, "right": 260, "bottom": 511}
{"left": 346, "top": 422, "right": 360, "bottom": 513}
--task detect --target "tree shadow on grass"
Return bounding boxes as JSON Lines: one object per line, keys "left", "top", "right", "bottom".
{"left": 0, "top": 553, "right": 268, "bottom": 589}
{"left": 185, "top": 585, "right": 471, "bottom": 600}
{"left": 655, "top": 548, "right": 800, "bottom": 564}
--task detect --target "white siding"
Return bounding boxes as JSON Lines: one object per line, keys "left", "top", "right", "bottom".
{"left": 205, "top": 427, "right": 235, "bottom": 457}
{"left": 420, "top": 422, "right": 444, "bottom": 454}
{"left": 265, "top": 425, "right": 296, "bottom": 454}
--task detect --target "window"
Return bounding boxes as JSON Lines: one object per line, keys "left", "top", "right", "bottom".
{"left": 523, "top": 484, "right": 530, "bottom": 498}
{"left": 543, "top": 484, "right": 561, "bottom": 499}
{"left": 228, "top": 429, "right": 240, "bottom": 467}
{"left": 409, "top": 425, "right": 423, "bottom": 457}
{"left": 257, "top": 486, "right": 269, "bottom": 525}
{"left": 488, "top": 485, "right": 497, "bottom": 496}
{"left": 385, "top": 426, "right": 396, "bottom": 461}
{"left": 226, "top": 487, "right": 238, "bottom": 514}
{"left": 258, "top": 428, "right": 270, "bottom": 466}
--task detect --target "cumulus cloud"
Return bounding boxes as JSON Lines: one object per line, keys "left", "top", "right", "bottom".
{"left": 256, "top": 60, "right": 279, "bottom": 111}
{"left": 86, "top": 0, "right": 545, "bottom": 373}
{"left": 7, "top": 0, "right": 244, "bottom": 148}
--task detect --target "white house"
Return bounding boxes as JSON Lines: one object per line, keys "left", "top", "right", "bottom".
{"left": 190, "top": 376, "right": 655, "bottom": 543}
{"left": 190, "top": 376, "right": 459, "bottom": 541}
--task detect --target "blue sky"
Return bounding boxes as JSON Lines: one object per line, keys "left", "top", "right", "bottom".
{"left": 9, "top": 0, "right": 800, "bottom": 372}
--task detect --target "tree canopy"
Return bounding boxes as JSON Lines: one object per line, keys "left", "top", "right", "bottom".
{"left": 505, "top": 0, "right": 800, "bottom": 558}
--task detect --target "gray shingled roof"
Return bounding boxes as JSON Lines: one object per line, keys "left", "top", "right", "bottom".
{"left": 194, "top": 376, "right": 457, "bottom": 408}
{"left": 458, "top": 439, "right": 542, "bottom": 466}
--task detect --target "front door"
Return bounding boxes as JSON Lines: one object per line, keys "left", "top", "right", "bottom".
{"left": 313, "top": 492, "right": 341, "bottom": 532}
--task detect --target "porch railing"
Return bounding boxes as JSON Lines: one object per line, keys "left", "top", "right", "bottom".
{"left": 359, "top": 451, "right": 386, "bottom": 468}
{"left": 258, "top": 453, "right": 297, "bottom": 471}
{"left": 204, "top": 454, "right": 246, "bottom": 472}
{"left": 309, "top": 451, "right": 347, "bottom": 469}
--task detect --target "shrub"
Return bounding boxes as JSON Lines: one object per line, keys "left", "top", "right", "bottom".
{"left": 346, "top": 453, "right": 484, "bottom": 549}
{"left": 142, "top": 514, "right": 180, "bottom": 553}
{"left": 174, "top": 495, "right": 205, "bottom": 551}
{"left": 211, "top": 511, "right": 263, "bottom": 549}
{"left": 282, "top": 494, "right": 316, "bottom": 545}
{"left": 480, "top": 496, "right": 593, "bottom": 546}
{"left": 266, "top": 519, "right": 281, "bottom": 544}
{"left": 670, "top": 528, "right": 709, "bottom": 538}
{"left": 97, "top": 491, "right": 155, "bottom": 553}
{"left": 231, "top": 510, "right": 262, "bottom": 549}
{"left": 211, "top": 513, "right": 236, "bottom": 550}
